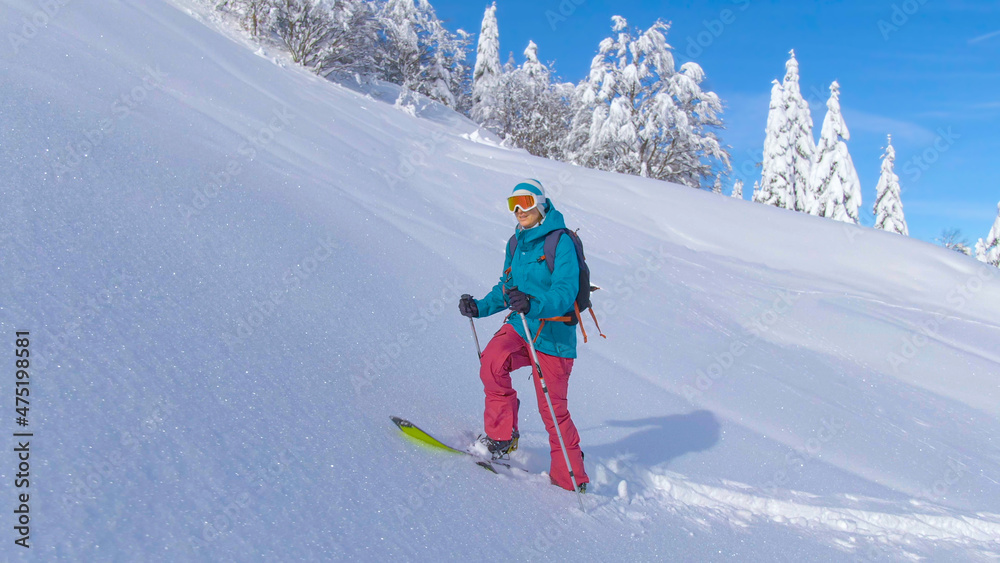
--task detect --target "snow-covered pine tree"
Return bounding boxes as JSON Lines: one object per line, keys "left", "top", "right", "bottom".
{"left": 758, "top": 79, "right": 791, "bottom": 207}
{"left": 782, "top": 50, "right": 816, "bottom": 213}
{"left": 751, "top": 180, "right": 761, "bottom": 201}
{"left": 420, "top": 12, "right": 466, "bottom": 108}
{"left": 319, "top": 0, "right": 380, "bottom": 77}
{"left": 375, "top": 0, "right": 420, "bottom": 88}
{"left": 976, "top": 202, "right": 1000, "bottom": 267}
{"left": 375, "top": 0, "right": 468, "bottom": 109}
{"left": 712, "top": 176, "right": 723, "bottom": 194}
{"left": 447, "top": 29, "right": 474, "bottom": 113}
{"left": 562, "top": 79, "right": 595, "bottom": 164}
{"left": 471, "top": 2, "right": 502, "bottom": 127}
{"left": 810, "top": 81, "right": 861, "bottom": 224}
{"left": 422, "top": 41, "right": 455, "bottom": 107}
{"left": 566, "top": 16, "right": 728, "bottom": 188}
{"left": 731, "top": 179, "right": 744, "bottom": 199}
{"left": 419, "top": 2, "right": 470, "bottom": 109}
{"left": 521, "top": 40, "right": 544, "bottom": 81}
{"left": 493, "top": 41, "right": 571, "bottom": 159}
{"left": 873, "top": 134, "right": 908, "bottom": 235}
{"left": 491, "top": 50, "right": 523, "bottom": 144}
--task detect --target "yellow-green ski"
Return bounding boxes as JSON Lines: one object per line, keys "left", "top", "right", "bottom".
{"left": 390, "top": 416, "right": 505, "bottom": 473}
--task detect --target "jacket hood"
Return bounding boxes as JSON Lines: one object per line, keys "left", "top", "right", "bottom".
{"left": 516, "top": 200, "right": 566, "bottom": 243}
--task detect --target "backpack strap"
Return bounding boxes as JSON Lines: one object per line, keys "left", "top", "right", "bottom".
{"left": 575, "top": 302, "right": 588, "bottom": 343}
{"left": 513, "top": 229, "right": 567, "bottom": 273}
{"left": 511, "top": 228, "right": 606, "bottom": 345}
{"left": 532, "top": 320, "right": 545, "bottom": 345}
{"left": 588, "top": 307, "right": 606, "bottom": 340}
{"left": 541, "top": 229, "right": 567, "bottom": 273}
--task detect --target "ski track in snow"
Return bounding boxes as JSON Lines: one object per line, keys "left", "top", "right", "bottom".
{"left": 646, "top": 472, "right": 1000, "bottom": 547}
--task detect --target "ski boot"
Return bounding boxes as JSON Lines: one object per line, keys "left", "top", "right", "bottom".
{"left": 477, "top": 430, "right": 519, "bottom": 460}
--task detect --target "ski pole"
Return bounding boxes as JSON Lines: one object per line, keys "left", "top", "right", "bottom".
{"left": 519, "top": 312, "right": 585, "bottom": 512}
{"left": 469, "top": 318, "right": 482, "bottom": 360}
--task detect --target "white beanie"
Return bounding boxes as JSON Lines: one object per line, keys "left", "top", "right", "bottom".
{"left": 510, "top": 179, "right": 547, "bottom": 217}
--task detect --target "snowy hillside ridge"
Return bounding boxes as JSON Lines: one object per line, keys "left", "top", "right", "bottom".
{"left": 2, "top": 0, "right": 1000, "bottom": 561}
{"left": 180, "top": 0, "right": 995, "bottom": 244}
{"left": 191, "top": 0, "right": 733, "bottom": 189}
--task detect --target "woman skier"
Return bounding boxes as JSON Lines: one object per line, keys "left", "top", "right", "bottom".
{"left": 458, "top": 179, "right": 589, "bottom": 493}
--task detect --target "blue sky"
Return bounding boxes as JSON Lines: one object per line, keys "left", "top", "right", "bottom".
{"left": 431, "top": 0, "right": 1000, "bottom": 245}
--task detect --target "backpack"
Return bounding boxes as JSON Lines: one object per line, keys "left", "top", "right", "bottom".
{"left": 507, "top": 228, "right": 606, "bottom": 343}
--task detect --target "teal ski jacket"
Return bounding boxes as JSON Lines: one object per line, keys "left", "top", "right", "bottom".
{"left": 476, "top": 203, "right": 579, "bottom": 359}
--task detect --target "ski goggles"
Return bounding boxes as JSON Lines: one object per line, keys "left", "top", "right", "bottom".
{"left": 507, "top": 194, "right": 539, "bottom": 213}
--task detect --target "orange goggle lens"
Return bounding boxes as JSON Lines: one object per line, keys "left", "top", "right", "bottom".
{"left": 507, "top": 194, "right": 538, "bottom": 213}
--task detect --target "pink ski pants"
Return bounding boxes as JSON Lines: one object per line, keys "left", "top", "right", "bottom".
{"left": 479, "top": 323, "right": 588, "bottom": 491}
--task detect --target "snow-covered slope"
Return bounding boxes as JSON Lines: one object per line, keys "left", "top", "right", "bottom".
{"left": 2, "top": 0, "right": 999, "bottom": 560}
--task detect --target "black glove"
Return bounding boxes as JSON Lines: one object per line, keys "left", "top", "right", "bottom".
{"left": 459, "top": 294, "right": 479, "bottom": 318}
{"left": 507, "top": 288, "right": 531, "bottom": 315}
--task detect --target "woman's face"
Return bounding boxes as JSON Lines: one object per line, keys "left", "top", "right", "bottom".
{"left": 515, "top": 206, "right": 543, "bottom": 229}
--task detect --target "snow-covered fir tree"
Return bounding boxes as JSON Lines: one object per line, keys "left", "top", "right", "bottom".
{"left": 375, "top": 0, "right": 468, "bottom": 109}
{"left": 566, "top": 16, "right": 729, "bottom": 188}
{"left": 491, "top": 48, "right": 526, "bottom": 145}
{"left": 782, "top": 51, "right": 816, "bottom": 213}
{"left": 377, "top": 0, "right": 420, "bottom": 88}
{"left": 562, "top": 80, "right": 594, "bottom": 165}
{"left": 471, "top": 2, "right": 502, "bottom": 127}
{"left": 758, "top": 79, "right": 791, "bottom": 207}
{"left": 810, "top": 81, "right": 861, "bottom": 224}
{"left": 319, "top": 0, "right": 380, "bottom": 77}
{"left": 492, "top": 41, "right": 572, "bottom": 159}
{"left": 757, "top": 51, "right": 815, "bottom": 212}
{"left": 873, "top": 134, "right": 908, "bottom": 235}
{"left": 751, "top": 180, "right": 761, "bottom": 201}
{"left": 422, "top": 16, "right": 469, "bottom": 108}
{"left": 975, "top": 202, "right": 1000, "bottom": 267}
{"left": 521, "top": 40, "right": 545, "bottom": 81}
{"left": 448, "top": 29, "right": 474, "bottom": 113}
{"left": 731, "top": 179, "right": 744, "bottom": 199}
{"left": 425, "top": 4, "right": 470, "bottom": 109}
{"left": 712, "top": 176, "right": 723, "bottom": 194}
